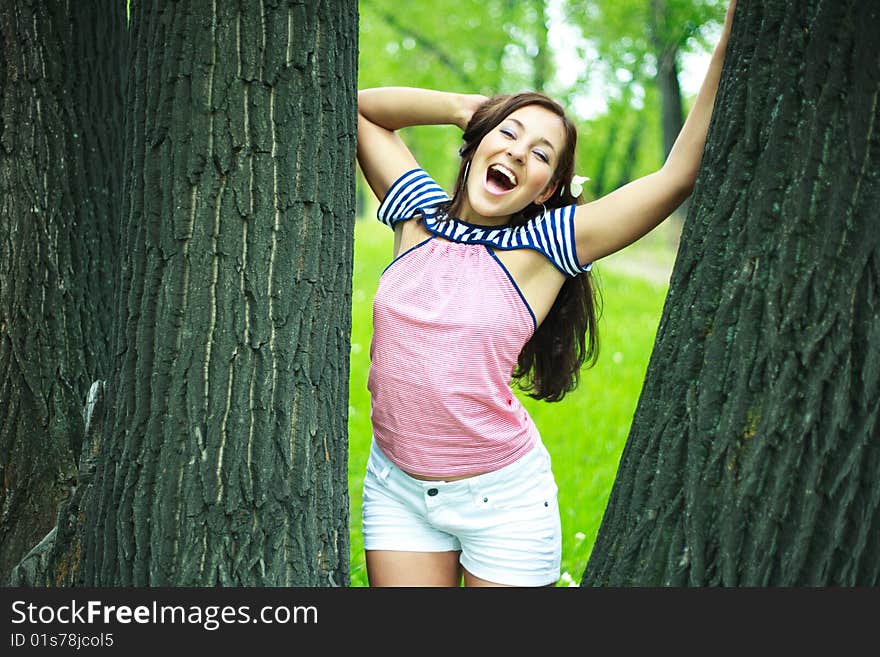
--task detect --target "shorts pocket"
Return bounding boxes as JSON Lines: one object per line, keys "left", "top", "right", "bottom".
{"left": 478, "top": 476, "right": 558, "bottom": 513}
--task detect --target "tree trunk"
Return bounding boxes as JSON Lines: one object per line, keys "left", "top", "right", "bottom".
{"left": 7, "top": 0, "right": 358, "bottom": 587}
{"left": 655, "top": 47, "right": 683, "bottom": 162}
{"left": 650, "top": 0, "right": 686, "bottom": 217}
{"left": 614, "top": 111, "right": 644, "bottom": 190}
{"left": 650, "top": 0, "right": 685, "bottom": 161}
{"left": 583, "top": 0, "right": 880, "bottom": 586}
{"left": 75, "top": 0, "right": 357, "bottom": 587}
{"left": 0, "top": 0, "right": 123, "bottom": 583}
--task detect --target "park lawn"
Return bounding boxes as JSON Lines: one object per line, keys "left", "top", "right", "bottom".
{"left": 346, "top": 218, "right": 669, "bottom": 587}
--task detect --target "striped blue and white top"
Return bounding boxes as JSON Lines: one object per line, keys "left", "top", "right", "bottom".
{"left": 377, "top": 168, "right": 593, "bottom": 276}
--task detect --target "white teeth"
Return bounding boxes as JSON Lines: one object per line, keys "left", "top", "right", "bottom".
{"left": 489, "top": 164, "right": 517, "bottom": 186}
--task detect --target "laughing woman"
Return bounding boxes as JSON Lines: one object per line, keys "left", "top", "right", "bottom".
{"left": 355, "top": 1, "right": 736, "bottom": 587}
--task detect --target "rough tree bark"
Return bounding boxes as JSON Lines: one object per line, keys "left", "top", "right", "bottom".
{"left": 0, "top": 0, "right": 123, "bottom": 583}
{"left": 7, "top": 0, "right": 358, "bottom": 587}
{"left": 583, "top": 0, "right": 880, "bottom": 586}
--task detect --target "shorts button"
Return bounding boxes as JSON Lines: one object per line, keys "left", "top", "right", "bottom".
{"left": 427, "top": 488, "right": 439, "bottom": 496}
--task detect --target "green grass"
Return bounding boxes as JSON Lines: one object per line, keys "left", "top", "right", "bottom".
{"left": 346, "top": 218, "right": 670, "bottom": 587}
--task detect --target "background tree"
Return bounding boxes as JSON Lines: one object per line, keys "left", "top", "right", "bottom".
{"left": 564, "top": 0, "right": 723, "bottom": 159}
{"left": 583, "top": 0, "right": 880, "bottom": 586}
{"left": 6, "top": 0, "right": 357, "bottom": 587}
{"left": 563, "top": 0, "right": 723, "bottom": 220}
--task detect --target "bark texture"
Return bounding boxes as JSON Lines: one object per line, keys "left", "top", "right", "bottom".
{"left": 75, "top": 0, "right": 357, "bottom": 587}
{"left": 0, "top": 0, "right": 123, "bottom": 583}
{"left": 584, "top": 0, "right": 880, "bottom": 586}
{"left": 7, "top": 0, "right": 358, "bottom": 587}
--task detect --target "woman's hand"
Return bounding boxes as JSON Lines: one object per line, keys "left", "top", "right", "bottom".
{"left": 455, "top": 94, "right": 489, "bottom": 131}
{"left": 357, "top": 88, "right": 486, "bottom": 203}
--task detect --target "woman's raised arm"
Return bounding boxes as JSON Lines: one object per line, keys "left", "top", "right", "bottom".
{"left": 356, "top": 87, "right": 486, "bottom": 200}
{"left": 572, "top": 0, "right": 736, "bottom": 266}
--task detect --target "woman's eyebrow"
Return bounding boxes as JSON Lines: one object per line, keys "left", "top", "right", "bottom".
{"left": 505, "top": 117, "right": 558, "bottom": 153}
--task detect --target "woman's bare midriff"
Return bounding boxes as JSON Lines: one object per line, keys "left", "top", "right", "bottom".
{"left": 402, "top": 469, "right": 487, "bottom": 482}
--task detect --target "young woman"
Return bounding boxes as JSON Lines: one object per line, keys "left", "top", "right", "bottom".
{"left": 356, "top": 1, "right": 735, "bottom": 587}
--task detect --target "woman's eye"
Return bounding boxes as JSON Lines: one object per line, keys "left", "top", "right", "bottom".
{"left": 500, "top": 128, "right": 516, "bottom": 139}
{"left": 533, "top": 150, "right": 549, "bottom": 163}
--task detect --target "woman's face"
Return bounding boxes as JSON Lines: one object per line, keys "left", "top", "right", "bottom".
{"left": 460, "top": 104, "right": 566, "bottom": 225}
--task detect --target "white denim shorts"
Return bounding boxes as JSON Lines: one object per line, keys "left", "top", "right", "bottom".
{"left": 362, "top": 439, "right": 562, "bottom": 587}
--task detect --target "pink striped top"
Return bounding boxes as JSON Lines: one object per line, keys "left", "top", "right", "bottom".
{"left": 367, "top": 169, "right": 589, "bottom": 477}
{"left": 369, "top": 236, "right": 539, "bottom": 476}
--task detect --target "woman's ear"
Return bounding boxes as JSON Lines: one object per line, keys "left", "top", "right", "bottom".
{"left": 535, "top": 181, "right": 559, "bottom": 205}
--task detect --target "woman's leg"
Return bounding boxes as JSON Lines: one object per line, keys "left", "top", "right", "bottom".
{"left": 462, "top": 568, "right": 511, "bottom": 587}
{"left": 366, "top": 550, "right": 462, "bottom": 586}
{"left": 462, "top": 568, "right": 556, "bottom": 587}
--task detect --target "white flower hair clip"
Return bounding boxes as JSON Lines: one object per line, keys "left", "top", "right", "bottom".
{"left": 568, "top": 174, "right": 590, "bottom": 198}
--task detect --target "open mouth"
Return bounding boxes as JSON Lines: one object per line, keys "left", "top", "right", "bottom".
{"left": 485, "top": 163, "right": 518, "bottom": 195}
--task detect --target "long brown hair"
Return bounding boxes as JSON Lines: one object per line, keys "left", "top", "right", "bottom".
{"left": 439, "top": 92, "right": 602, "bottom": 402}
